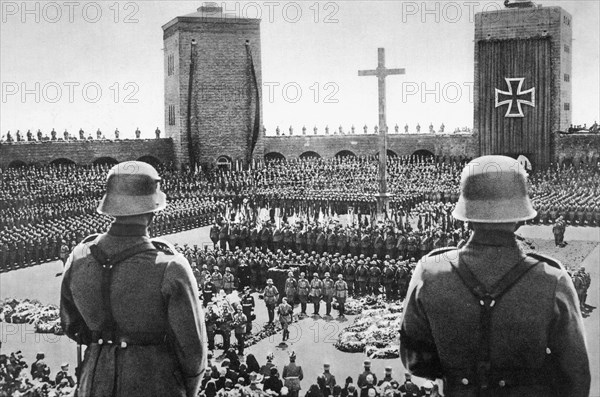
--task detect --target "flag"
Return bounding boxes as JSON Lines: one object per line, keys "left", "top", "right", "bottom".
{"left": 477, "top": 37, "right": 552, "bottom": 166}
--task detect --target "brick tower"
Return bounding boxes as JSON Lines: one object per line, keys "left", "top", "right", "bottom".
{"left": 474, "top": 5, "right": 572, "bottom": 167}
{"left": 162, "top": 2, "right": 263, "bottom": 169}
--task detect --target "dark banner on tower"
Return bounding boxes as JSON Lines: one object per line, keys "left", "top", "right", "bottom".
{"left": 476, "top": 37, "right": 552, "bottom": 167}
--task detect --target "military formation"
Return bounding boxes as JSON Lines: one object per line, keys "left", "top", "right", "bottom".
{"left": 2, "top": 156, "right": 599, "bottom": 272}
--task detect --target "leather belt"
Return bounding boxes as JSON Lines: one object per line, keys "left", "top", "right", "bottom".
{"left": 91, "top": 330, "right": 167, "bottom": 348}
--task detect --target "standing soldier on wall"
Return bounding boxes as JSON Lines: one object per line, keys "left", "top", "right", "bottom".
{"left": 400, "top": 156, "right": 590, "bottom": 397}
{"left": 60, "top": 161, "right": 207, "bottom": 397}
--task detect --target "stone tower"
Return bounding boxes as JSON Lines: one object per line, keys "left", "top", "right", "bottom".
{"left": 474, "top": 5, "right": 572, "bottom": 167}
{"left": 162, "top": 2, "right": 263, "bottom": 169}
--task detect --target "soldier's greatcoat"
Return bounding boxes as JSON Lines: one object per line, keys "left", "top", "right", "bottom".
{"left": 60, "top": 224, "right": 207, "bottom": 397}
{"left": 400, "top": 230, "right": 590, "bottom": 397}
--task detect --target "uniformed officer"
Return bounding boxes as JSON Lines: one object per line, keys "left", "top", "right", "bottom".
{"left": 212, "top": 266, "right": 223, "bottom": 292}
{"left": 240, "top": 286, "right": 255, "bottom": 334}
{"left": 223, "top": 267, "right": 235, "bottom": 294}
{"left": 282, "top": 351, "right": 304, "bottom": 397}
{"left": 278, "top": 297, "right": 293, "bottom": 342}
{"left": 263, "top": 279, "right": 279, "bottom": 325}
{"left": 322, "top": 272, "right": 335, "bottom": 316}
{"left": 232, "top": 306, "right": 247, "bottom": 356}
{"left": 202, "top": 276, "right": 218, "bottom": 307}
{"left": 310, "top": 272, "right": 323, "bottom": 315}
{"left": 297, "top": 272, "right": 311, "bottom": 316}
{"left": 334, "top": 274, "right": 348, "bottom": 317}
{"left": 400, "top": 156, "right": 590, "bottom": 396}
{"left": 60, "top": 161, "right": 206, "bottom": 397}
{"left": 285, "top": 271, "right": 298, "bottom": 306}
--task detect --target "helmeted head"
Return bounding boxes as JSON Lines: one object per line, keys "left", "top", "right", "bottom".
{"left": 325, "top": 272, "right": 330, "bottom": 278}
{"left": 452, "top": 155, "right": 536, "bottom": 223}
{"left": 97, "top": 161, "right": 167, "bottom": 216}
{"left": 288, "top": 271, "right": 293, "bottom": 277}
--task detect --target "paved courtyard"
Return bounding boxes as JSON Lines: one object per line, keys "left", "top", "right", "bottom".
{"left": 1, "top": 225, "right": 598, "bottom": 395}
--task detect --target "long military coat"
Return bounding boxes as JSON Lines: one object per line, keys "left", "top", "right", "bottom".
{"left": 60, "top": 224, "right": 207, "bottom": 397}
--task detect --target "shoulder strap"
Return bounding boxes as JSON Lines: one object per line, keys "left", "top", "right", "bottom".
{"left": 88, "top": 242, "right": 156, "bottom": 339}
{"left": 449, "top": 253, "right": 539, "bottom": 391}
{"left": 449, "top": 255, "right": 538, "bottom": 302}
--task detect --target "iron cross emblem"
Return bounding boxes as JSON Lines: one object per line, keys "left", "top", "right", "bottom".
{"left": 495, "top": 77, "right": 536, "bottom": 118}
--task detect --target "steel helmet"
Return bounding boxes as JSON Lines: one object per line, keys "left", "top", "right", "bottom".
{"left": 97, "top": 161, "right": 167, "bottom": 216}
{"left": 452, "top": 155, "right": 537, "bottom": 223}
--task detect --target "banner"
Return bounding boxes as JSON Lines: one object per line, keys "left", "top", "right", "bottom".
{"left": 476, "top": 37, "right": 552, "bottom": 166}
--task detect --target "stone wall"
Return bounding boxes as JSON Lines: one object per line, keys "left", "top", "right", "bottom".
{"left": 263, "top": 132, "right": 478, "bottom": 159}
{"left": 0, "top": 139, "right": 174, "bottom": 167}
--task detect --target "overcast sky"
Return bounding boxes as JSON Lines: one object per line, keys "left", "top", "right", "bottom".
{"left": 1, "top": 0, "right": 598, "bottom": 138}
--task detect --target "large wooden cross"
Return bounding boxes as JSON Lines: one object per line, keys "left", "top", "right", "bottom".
{"left": 358, "top": 48, "right": 405, "bottom": 217}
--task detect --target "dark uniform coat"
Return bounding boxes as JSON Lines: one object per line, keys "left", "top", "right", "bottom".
{"left": 60, "top": 224, "right": 207, "bottom": 397}
{"left": 400, "top": 230, "right": 590, "bottom": 397}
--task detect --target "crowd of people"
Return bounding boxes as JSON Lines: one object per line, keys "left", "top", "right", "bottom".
{"left": 0, "top": 351, "right": 75, "bottom": 397}
{"left": 2, "top": 156, "right": 599, "bottom": 271}
{"left": 1, "top": 348, "right": 443, "bottom": 397}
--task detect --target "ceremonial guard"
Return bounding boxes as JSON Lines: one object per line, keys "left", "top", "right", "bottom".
{"left": 400, "top": 156, "right": 590, "bottom": 396}
{"left": 285, "top": 271, "right": 298, "bottom": 305}
{"left": 210, "top": 223, "right": 220, "bottom": 249}
{"left": 223, "top": 267, "right": 235, "bottom": 294}
{"left": 232, "top": 306, "right": 247, "bottom": 356}
{"left": 355, "top": 259, "right": 368, "bottom": 295}
{"left": 297, "top": 272, "right": 311, "bottom": 316}
{"left": 241, "top": 286, "right": 255, "bottom": 334}
{"left": 263, "top": 279, "right": 279, "bottom": 325}
{"left": 55, "top": 363, "right": 76, "bottom": 387}
{"left": 277, "top": 297, "right": 293, "bottom": 342}
{"left": 343, "top": 257, "right": 356, "bottom": 296}
{"left": 552, "top": 216, "right": 566, "bottom": 247}
{"left": 217, "top": 302, "right": 233, "bottom": 352}
{"left": 357, "top": 360, "right": 377, "bottom": 388}
{"left": 59, "top": 240, "right": 70, "bottom": 265}
{"left": 202, "top": 276, "right": 218, "bottom": 307}
{"left": 322, "top": 272, "right": 335, "bottom": 316}
{"left": 382, "top": 261, "right": 395, "bottom": 300}
{"left": 309, "top": 272, "right": 324, "bottom": 315}
{"left": 212, "top": 266, "right": 224, "bottom": 292}
{"left": 60, "top": 161, "right": 206, "bottom": 397}
{"left": 205, "top": 303, "right": 219, "bottom": 350}
{"left": 368, "top": 261, "right": 381, "bottom": 295}
{"left": 398, "top": 374, "right": 420, "bottom": 397}
{"left": 282, "top": 351, "right": 304, "bottom": 397}
{"left": 334, "top": 274, "right": 348, "bottom": 317}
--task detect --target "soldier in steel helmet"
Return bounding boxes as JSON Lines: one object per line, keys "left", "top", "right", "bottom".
{"left": 60, "top": 161, "right": 207, "bottom": 397}
{"left": 400, "top": 156, "right": 590, "bottom": 397}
